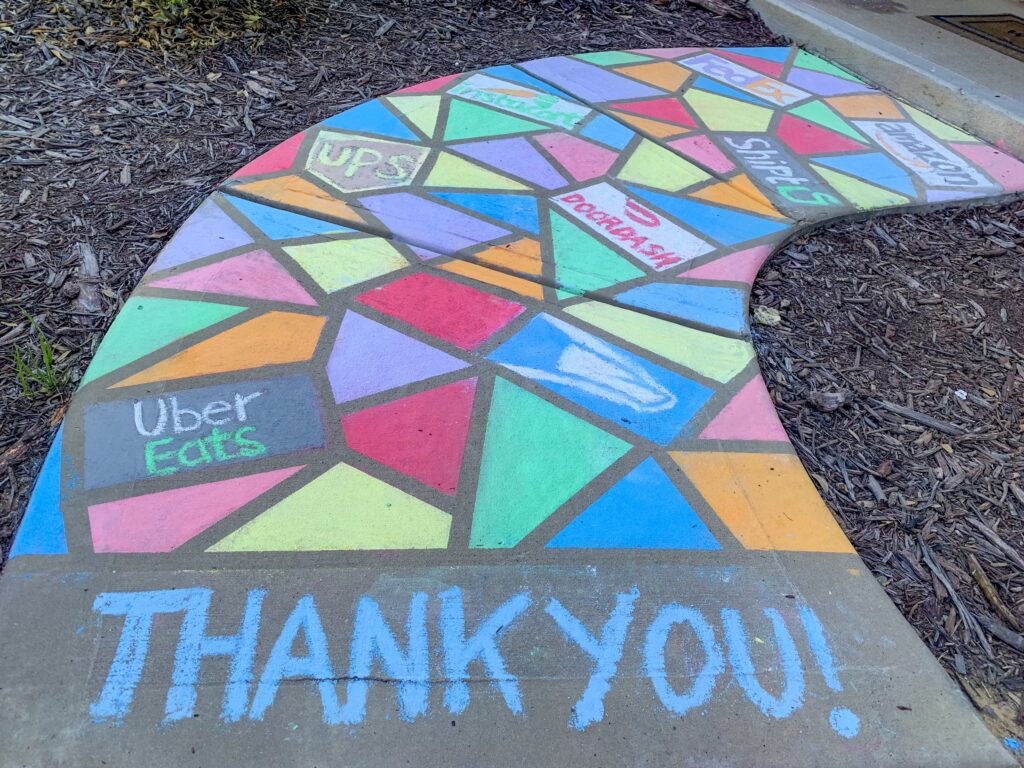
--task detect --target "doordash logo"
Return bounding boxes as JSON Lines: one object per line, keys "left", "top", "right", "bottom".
{"left": 553, "top": 183, "right": 714, "bottom": 271}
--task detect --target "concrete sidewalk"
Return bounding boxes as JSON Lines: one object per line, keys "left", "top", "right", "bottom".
{"left": 3, "top": 46, "right": 1023, "bottom": 767}
{"left": 749, "top": 0, "right": 1024, "bottom": 157}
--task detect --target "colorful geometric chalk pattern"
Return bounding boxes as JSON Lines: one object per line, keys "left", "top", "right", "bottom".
{"left": 14, "top": 47, "right": 1024, "bottom": 560}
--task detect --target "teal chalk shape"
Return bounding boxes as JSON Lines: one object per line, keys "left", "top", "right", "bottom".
{"left": 10, "top": 425, "right": 68, "bottom": 556}
{"left": 547, "top": 458, "right": 720, "bottom": 549}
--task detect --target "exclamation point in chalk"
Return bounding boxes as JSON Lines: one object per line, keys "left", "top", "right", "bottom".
{"left": 799, "top": 605, "right": 861, "bottom": 738}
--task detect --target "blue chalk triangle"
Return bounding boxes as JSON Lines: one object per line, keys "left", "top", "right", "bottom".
{"left": 547, "top": 458, "right": 720, "bottom": 549}
{"left": 722, "top": 46, "right": 791, "bottom": 63}
{"left": 579, "top": 114, "right": 634, "bottom": 150}
{"left": 227, "top": 197, "right": 355, "bottom": 240}
{"left": 321, "top": 100, "right": 419, "bottom": 141}
{"left": 693, "top": 76, "right": 774, "bottom": 106}
{"left": 626, "top": 185, "right": 789, "bottom": 246}
{"left": 615, "top": 282, "right": 747, "bottom": 334}
{"left": 10, "top": 426, "right": 68, "bottom": 557}
{"left": 430, "top": 192, "right": 540, "bottom": 234}
{"left": 813, "top": 153, "right": 917, "bottom": 197}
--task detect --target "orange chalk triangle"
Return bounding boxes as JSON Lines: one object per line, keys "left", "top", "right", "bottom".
{"left": 440, "top": 261, "right": 543, "bottom": 300}
{"left": 825, "top": 93, "right": 903, "bottom": 120}
{"left": 113, "top": 311, "right": 327, "bottom": 387}
{"left": 614, "top": 61, "right": 691, "bottom": 91}
{"left": 473, "top": 237, "right": 543, "bottom": 276}
{"left": 608, "top": 110, "right": 688, "bottom": 139}
{"left": 231, "top": 175, "right": 365, "bottom": 226}
{"left": 691, "top": 175, "right": 786, "bottom": 219}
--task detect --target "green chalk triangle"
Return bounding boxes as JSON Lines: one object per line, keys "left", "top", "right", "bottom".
{"left": 812, "top": 165, "right": 910, "bottom": 210}
{"left": 902, "top": 104, "right": 977, "bottom": 143}
{"left": 788, "top": 101, "right": 865, "bottom": 142}
{"left": 209, "top": 462, "right": 451, "bottom": 551}
{"left": 443, "top": 100, "right": 547, "bottom": 141}
{"left": 550, "top": 210, "right": 645, "bottom": 292}
{"left": 617, "top": 138, "right": 711, "bottom": 192}
{"left": 81, "top": 297, "right": 245, "bottom": 385}
{"left": 794, "top": 50, "right": 863, "bottom": 82}
{"left": 470, "top": 378, "right": 630, "bottom": 548}
{"left": 387, "top": 95, "right": 441, "bottom": 139}
{"left": 575, "top": 51, "right": 653, "bottom": 66}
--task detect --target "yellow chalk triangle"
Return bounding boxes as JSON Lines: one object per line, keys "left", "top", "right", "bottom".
{"left": 425, "top": 152, "right": 529, "bottom": 191}
{"left": 386, "top": 95, "right": 441, "bottom": 139}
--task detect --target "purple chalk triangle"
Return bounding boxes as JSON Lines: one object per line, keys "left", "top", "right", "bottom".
{"left": 327, "top": 310, "right": 470, "bottom": 403}
{"left": 452, "top": 137, "right": 567, "bottom": 190}
{"left": 151, "top": 198, "right": 253, "bottom": 272}
{"left": 359, "top": 193, "right": 510, "bottom": 253}
{"left": 786, "top": 68, "right": 869, "bottom": 96}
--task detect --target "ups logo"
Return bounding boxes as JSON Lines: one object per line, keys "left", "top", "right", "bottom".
{"left": 307, "top": 131, "right": 430, "bottom": 193}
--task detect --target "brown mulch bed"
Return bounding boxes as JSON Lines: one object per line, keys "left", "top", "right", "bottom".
{"left": 0, "top": 0, "right": 1021, "bottom": 753}
{"left": 754, "top": 202, "right": 1024, "bottom": 748}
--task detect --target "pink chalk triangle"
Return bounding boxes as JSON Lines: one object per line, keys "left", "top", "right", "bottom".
{"left": 667, "top": 135, "right": 735, "bottom": 174}
{"left": 949, "top": 143, "right": 1024, "bottom": 193}
{"left": 395, "top": 73, "right": 460, "bottom": 94}
{"left": 716, "top": 50, "right": 785, "bottom": 78}
{"left": 536, "top": 133, "right": 618, "bottom": 182}
{"left": 148, "top": 249, "right": 318, "bottom": 306}
{"left": 609, "top": 97, "right": 697, "bottom": 127}
{"left": 700, "top": 377, "right": 788, "bottom": 442}
{"left": 633, "top": 47, "right": 702, "bottom": 59}
{"left": 231, "top": 132, "right": 305, "bottom": 179}
{"left": 677, "top": 244, "right": 774, "bottom": 284}
{"left": 88, "top": 466, "right": 304, "bottom": 552}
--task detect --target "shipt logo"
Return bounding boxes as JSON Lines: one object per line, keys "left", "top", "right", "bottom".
{"left": 307, "top": 130, "right": 430, "bottom": 193}
{"left": 721, "top": 135, "right": 843, "bottom": 210}
{"left": 685, "top": 53, "right": 810, "bottom": 107}
{"left": 853, "top": 120, "right": 997, "bottom": 190}
{"left": 449, "top": 73, "right": 592, "bottom": 129}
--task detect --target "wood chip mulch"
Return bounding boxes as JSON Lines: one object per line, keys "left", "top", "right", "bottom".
{"left": 754, "top": 202, "right": 1024, "bottom": 747}
{"left": 0, "top": 0, "right": 1020, "bottom": 752}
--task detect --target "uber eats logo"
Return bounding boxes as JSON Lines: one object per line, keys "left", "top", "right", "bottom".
{"left": 83, "top": 374, "right": 326, "bottom": 489}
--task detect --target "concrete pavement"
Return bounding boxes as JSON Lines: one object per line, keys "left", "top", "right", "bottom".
{"left": 4, "top": 46, "right": 1024, "bottom": 766}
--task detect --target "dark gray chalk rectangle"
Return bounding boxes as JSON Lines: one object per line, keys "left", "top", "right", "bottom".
{"left": 83, "top": 373, "right": 325, "bottom": 489}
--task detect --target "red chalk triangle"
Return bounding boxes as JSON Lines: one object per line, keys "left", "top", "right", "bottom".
{"left": 88, "top": 466, "right": 305, "bottom": 553}
{"left": 395, "top": 73, "right": 461, "bottom": 94}
{"left": 608, "top": 97, "right": 698, "bottom": 128}
{"left": 148, "top": 249, "right": 318, "bottom": 306}
{"left": 231, "top": 132, "right": 305, "bottom": 179}
{"left": 716, "top": 50, "right": 785, "bottom": 78}
{"left": 342, "top": 378, "right": 477, "bottom": 495}
{"left": 776, "top": 114, "right": 866, "bottom": 155}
